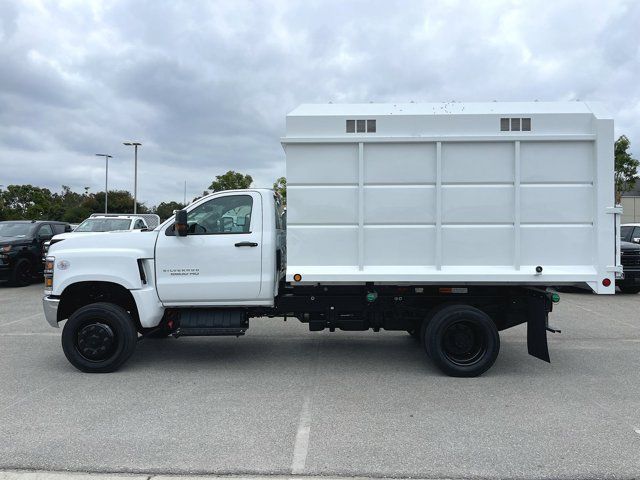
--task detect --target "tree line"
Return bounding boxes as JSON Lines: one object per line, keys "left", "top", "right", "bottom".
{"left": 0, "top": 171, "right": 287, "bottom": 223}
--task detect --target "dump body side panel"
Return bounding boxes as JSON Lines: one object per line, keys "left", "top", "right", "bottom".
{"left": 283, "top": 102, "right": 618, "bottom": 293}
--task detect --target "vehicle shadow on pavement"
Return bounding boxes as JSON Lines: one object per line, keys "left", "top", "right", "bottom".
{"left": 94, "top": 332, "right": 549, "bottom": 378}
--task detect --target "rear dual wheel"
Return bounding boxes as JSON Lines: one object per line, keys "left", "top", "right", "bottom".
{"left": 423, "top": 305, "right": 500, "bottom": 377}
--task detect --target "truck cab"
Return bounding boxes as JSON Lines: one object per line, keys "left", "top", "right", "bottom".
{"left": 154, "top": 189, "right": 285, "bottom": 305}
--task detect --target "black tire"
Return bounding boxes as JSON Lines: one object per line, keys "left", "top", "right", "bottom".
{"left": 10, "top": 258, "right": 33, "bottom": 287}
{"left": 424, "top": 305, "right": 500, "bottom": 377}
{"left": 619, "top": 286, "right": 640, "bottom": 294}
{"left": 62, "top": 302, "right": 138, "bottom": 373}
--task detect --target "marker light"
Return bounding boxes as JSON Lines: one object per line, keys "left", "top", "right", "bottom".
{"left": 602, "top": 278, "right": 611, "bottom": 287}
{"left": 293, "top": 274, "right": 302, "bottom": 282}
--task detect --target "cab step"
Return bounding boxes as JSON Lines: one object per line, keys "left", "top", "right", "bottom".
{"left": 172, "top": 309, "right": 248, "bottom": 338}
{"left": 173, "top": 327, "right": 246, "bottom": 337}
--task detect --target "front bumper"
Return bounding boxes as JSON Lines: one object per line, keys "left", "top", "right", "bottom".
{"left": 42, "top": 295, "right": 60, "bottom": 328}
{"left": 617, "top": 269, "right": 640, "bottom": 287}
{"left": 0, "top": 253, "right": 12, "bottom": 280}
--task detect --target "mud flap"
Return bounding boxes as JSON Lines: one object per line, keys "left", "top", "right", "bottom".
{"left": 527, "top": 303, "right": 550, "bottom": 363}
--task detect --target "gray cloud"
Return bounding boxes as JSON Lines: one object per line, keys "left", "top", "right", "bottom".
{"left": 0, "top": 0, "right": 638, "bottom": 205}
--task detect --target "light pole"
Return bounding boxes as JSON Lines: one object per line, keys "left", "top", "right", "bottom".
{"left": 95, "top": 154, "right": 112, "bottom": 213}
{"left": 123, "top": 142, "right": 142, "bottom": 214}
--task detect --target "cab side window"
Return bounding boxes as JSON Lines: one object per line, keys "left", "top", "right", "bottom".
{"left": 274, "top": 196, "right": 285, "bottom": 230}
{"left": 53, "top": 224, "right": 67, "bottom": 234}
{"left": 186, "top": 195, "right": 253, "bottom": 235}
{"left": 38, "top": 224, "right": 53, "bottom": 239}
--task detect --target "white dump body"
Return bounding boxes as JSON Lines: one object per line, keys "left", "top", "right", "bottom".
{"left": 282, "top": 102, "right": 620, "bottom": 294}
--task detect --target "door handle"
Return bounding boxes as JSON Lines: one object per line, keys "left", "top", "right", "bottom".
{"left": 235, "top": 241, "right": 258, "bottom": 247}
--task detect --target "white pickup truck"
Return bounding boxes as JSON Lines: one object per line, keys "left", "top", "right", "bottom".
{"left": 42, "top": 102, "right": 620, "bottom": 377}
{"left": 43, "top": 213, "right": 160, "bottom": 261}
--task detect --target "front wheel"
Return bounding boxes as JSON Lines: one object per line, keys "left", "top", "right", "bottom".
{"left": 62, "top": 302, "right": 138, "bottom": 373}
{"left": 10, "top": 258, "right": 33, "bottom": 287}
{"left": 424, "top": 305, "right": 499, "bottom": 377}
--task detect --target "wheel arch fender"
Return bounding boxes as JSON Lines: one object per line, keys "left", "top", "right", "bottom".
{"left": 57, "top": 281, "right": 142, "bottom": 330}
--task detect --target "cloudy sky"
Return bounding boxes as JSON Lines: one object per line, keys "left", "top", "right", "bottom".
{"left": 0, "top": 0, "right": 639, "bottom": 207}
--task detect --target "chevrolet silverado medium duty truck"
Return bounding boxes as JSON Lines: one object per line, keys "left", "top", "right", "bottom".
{"left": 42, "top": 102, "right": 621, "bottom": 377}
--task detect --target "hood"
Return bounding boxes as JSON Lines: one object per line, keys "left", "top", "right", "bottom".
{"left": 621, "top": 241, "right": 640, "bottom": 252}
{"left": 49, "top": 229, "right": 159, "bottom": 258}
{"left": 51, "top": 229, "right": 147, "bottom": 242}
{"left": 0, "top": 236, "right": 32, "bottom": 246}
{"left": 51, "top": 231, "right": 101, "bottom": 241}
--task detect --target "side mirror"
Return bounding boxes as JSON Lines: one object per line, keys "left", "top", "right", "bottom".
{"left": 633, "top": 237, "right": 640, "bottom": 244}
{"left": 175, "top": 210, "right": 188, "bottom": 237}
{"left": 38, "top": 234, "right": 53, "bottom": 242}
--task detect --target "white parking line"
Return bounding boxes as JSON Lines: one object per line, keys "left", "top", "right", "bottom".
{"left": 290, "top": 338, "right": 322, "bottom": 475}
{"left": 291, "top": 394, "right": 312, "bottom": 474}
{"left": 0, "top": 312, "right": 42, "bottom": 328}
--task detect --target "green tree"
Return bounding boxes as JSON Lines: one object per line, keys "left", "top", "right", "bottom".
{"left": 0, "top": 185, "right": 57, "bottom": 220}
{"left": 0, "top": 185, "right": 6, "bottom": 221}
{"left": 153, "top": 201, "right": 186, "bottom": 221}
{"left": 615, "top": 135, "right": 639, "bottom": 202}
{"left": 273, "top": 176, "right": 286, "bottom": 204}
{"left": 91, "top": 191, "right": 148, "bottom": 215}
{"left": 192, "top": 190, "right": 210, "bottom": 202}
{"left": 208, "top": 171, "right": 253, "bottom": 192}
{"left": 52, "top": 185, "right": 92, "bottom": 222}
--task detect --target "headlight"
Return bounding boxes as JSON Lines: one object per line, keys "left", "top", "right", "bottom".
{"left": 44, "top": 256, "right": 55, "bottom": 293}
{"left": 1, "top": 245, "right": 11, "bottom": 253}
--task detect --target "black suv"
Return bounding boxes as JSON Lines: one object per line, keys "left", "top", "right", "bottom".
{"left": 0, "top": 220, "right": 72, "bottom": 286}
{"left": 618, "top": 224, "right": 640, "bottom": 294}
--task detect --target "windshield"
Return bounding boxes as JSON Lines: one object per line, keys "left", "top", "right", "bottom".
{"left": 0, "top": 223, "right": 32, "bottom": 237}
{"left": 75, "top": 218, "right": 132, "bottom": 232}
{"left": 621, "top": 226, "right": 633, "bottom": 240}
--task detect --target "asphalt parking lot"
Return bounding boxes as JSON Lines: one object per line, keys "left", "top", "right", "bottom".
{"left": 1, "top": 283, "right": 639, "bottom": 479}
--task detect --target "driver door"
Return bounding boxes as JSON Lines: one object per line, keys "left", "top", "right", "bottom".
{"left": 155, "top": 191, "right": 263, "bottom": 305}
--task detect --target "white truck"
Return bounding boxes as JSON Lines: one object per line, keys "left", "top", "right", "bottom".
{"left": 42, "top": 102, "right": 620, "bottom": 377}
{"left": 43, "top": 213, "right": 161, "bottom": 261}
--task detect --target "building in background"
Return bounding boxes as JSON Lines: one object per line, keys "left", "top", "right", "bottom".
{"left": 621, "top": 186, "right": 640, "bottom": 223}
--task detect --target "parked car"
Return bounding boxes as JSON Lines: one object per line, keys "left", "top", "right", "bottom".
{"left": 0, "top": 220, "right": 71, "bottom": 286}
{"left": 42, "top": 214, "right": 160, "bottom": 260}
{"left": 618, "top": 224, "right": 640, "bottom": 293}
{"left": 621, "top": 223, "right": 640, "bottom": 244}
